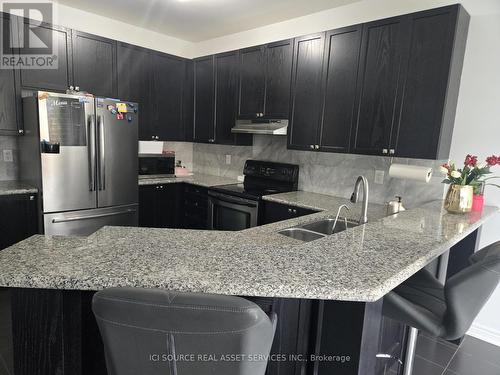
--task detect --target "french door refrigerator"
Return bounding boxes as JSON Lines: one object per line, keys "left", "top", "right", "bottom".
{"left": 19, "top": 91, "right": 139, "bottom": 236}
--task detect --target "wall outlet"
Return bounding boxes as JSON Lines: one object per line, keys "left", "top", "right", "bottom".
{"left": 225, "top": 154, "right": 231, "bottom": 165}
{"left": 374, "top": 170, "right": 385, "bottom": 185}
{"left": 3, "top": 149, "right": 13, "bottom": 162}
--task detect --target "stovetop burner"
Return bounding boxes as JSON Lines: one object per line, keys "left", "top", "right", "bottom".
{"left": 209, "top": 160, "right": 299, "bottom": 200}
{"left": 210, "top": 184, "right": 286, "bottom": 200}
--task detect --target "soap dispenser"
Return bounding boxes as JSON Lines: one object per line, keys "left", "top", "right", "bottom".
{"left": 386, "top": 196, "right": 406, "bottom": 215}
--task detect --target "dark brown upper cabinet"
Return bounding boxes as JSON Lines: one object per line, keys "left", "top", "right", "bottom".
{"left": 117, "top": 43, "right": 154, "bottom": 141}
{"left": 193, "top": 56, "right": 215, "bottom": 143}
{"left": 151, "top": 52, "right": 186, "bottom": 141}
{"left": 238, "top": 46, "right": 265, "bottom": 118}
{"left": 19, "top": 20, "right": 73, "bottom": 92}
{"left": 265, "top": 39, "right": 293, "bottom": 118}
{"left": 193, "top": 52, "right": 251, "bottom": 145}
{"left": 72, "top": 31, "right": 117, "bottom": 98}
{"left": 0, "top": 13, "right": 22, "bottom": 135}
{"left": 319, "top": 25, "right": 362, "bottom": 153}
{"left": 238, "top": 39, "right": 293, "bottom": 120}
{"left": 183, "top": 60, "right": 194, "bottom": 141}
{"left": 350, "top": 4, "right": 469, "bottom": 159}
{"left": 215, "top": 51, "right": 251, "bottom": 145}
{"left": 391, "top": 5, "right": 469, "bottom": 159}
{"left": 288, "top": 33, "right": 326, "bottom": 151}
{"left": 350, "top": 16, "right": 411, "bottom": 156}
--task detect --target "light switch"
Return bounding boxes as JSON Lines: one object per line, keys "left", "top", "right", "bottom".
{"left": 374, "top": 170, "right": 385, "bottom": 185}
{"left": 225, "top": 154, "right": 231, "bottom": 165}
{"left": 3, "top": 149, "right": 13, "bottom": 162}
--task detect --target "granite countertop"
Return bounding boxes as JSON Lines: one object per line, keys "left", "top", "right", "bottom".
{"left": 138, "top": 173, "right": 239, "bottom": 187}
{"left": 0, "top": 181, "right": 38, "bottom": 196}
{"left": 0, "top": 200, "right": 497, "bottom": 302}
{"left": 263, "top": 191, "right": 388, "bottom": 222}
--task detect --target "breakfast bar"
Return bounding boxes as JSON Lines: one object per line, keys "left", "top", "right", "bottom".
{"left": 0, "top": 201, "right": 497, "bottom": 375}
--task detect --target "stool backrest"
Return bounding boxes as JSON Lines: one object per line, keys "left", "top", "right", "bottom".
{"left": 92, "top": 287, "right": 276, "bottom": 375}
{"left": 444, "top": 241, "right": 500, "bottom": 339}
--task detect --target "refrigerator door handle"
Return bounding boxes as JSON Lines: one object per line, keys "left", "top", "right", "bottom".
{"left": 87, "top": 114, "right": 96, "bottom": 191}
{"left": 97, "top": 115, "right": 106, "bottom": 191}
{"left": 51, "top": 208, "right": 137, "bottom": 223}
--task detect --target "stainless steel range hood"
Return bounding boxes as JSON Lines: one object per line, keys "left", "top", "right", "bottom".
{"left": 231, "top": 119, "right": 288, "bottom": 135}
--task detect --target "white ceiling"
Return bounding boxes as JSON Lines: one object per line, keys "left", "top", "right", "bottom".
{"left": 55, "top": 0, "right": 361, "bottom": 42}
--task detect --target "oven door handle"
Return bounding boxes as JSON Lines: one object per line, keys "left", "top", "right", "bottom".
{"left": 208, "top": 192, "right": 258, "bottom": 207}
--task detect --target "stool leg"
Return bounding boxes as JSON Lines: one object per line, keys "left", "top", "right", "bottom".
{"left": 403, "top": 327, "right": 419, "bottom": 375}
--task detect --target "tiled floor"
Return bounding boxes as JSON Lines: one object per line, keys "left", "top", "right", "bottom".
{"left": 414, "top": 332, "right": 500, "bottom": 375}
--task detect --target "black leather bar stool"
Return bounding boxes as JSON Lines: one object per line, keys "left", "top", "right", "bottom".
{"left": 383, "top": 240, "right": 500, "bottom": 374}
{"left": 92, "top": 287, "right": 277, "bottom": 375}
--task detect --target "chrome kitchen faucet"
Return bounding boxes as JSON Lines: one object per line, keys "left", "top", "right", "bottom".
{"left": 350, "top": 176, "right": 369, "bottom": 224}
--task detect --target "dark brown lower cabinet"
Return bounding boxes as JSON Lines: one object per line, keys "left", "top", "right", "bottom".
{"left": 138, "top": 184, "right": 181, "bottom": 228}
{"left": 0, "top": 193, "right": 39, "bottom": 251}
{"left": 260, "top": 201, "right": 319, "bottom": 225}
{"left": 182, "top": 184, "right": 209, "bottom": 229}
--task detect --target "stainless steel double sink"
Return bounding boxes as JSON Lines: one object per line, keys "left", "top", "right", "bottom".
{"left": 279, "top": 218, "right": 359, "bottom": 242}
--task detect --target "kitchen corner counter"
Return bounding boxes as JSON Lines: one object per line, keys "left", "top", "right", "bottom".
{"left": 138, "top": 173, "right": 239, "bottom": 188}
{"left": 263, "top": 190, "right": 388, "bottom": 221}
{"left": 0, "top": 201, "right": 497, "bottom": 302}
{"left": 0, "top": 181, "right": 38, "bottom": 196}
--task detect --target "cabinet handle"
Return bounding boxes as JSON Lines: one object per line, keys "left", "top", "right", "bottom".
{"left": 18, "top": 129, "right": 24, "bottom": 135}
{"left": 309, "top": 145, "right": 314, "bottom": 150}
{"left": 29, "top": 195, "right": 35, "bottom": 200}
{"left": 293, "top": 209, "right": 297, "bottom": 214}
{"left": 382, "top": 149, "right": 388, "bottom": 154}
{"left": 315, "top": 145, "right": 320, "bottom": 150}
{"left": 151, "top": 136, "right": 155, "bottom": 140}
{"left": 288, "top": 208, "right": 292, "bottom": 213}
{"left": 389, "top": 149, "right": 395, "bottom": 155}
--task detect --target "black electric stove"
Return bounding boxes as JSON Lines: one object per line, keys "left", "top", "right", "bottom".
{"left": 210, "top": 160, "right": 300, "bottom": 200}
{"left": 207, "top": 160, "right": 299, "bottom": 231}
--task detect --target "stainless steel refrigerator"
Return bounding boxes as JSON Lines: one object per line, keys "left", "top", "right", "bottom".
{"left": 19, "top": 91, "right": 139, "bottom": 236}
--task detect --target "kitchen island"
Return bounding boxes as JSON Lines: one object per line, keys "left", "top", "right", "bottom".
{"left": 0, "top": 200, "right": 498, "bottom": 375}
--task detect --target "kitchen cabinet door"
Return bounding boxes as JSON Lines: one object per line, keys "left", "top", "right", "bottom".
{"left": 265, "top": 39, "right": 293, "bottom": 119}
{"left": 193, "top": 56, "right": 215, "bottom": 143}
{"left": 0, "top": 13, "right": 22, "bottom": 135}
{"left": 0, "top": 194, "right": 39, "bottom": 251}
{"left": 392, "top": 5, "right": 467, "bottom": 159}
{"left": 138, "top": 185, "right": 156, "bottom": 228}
{"left": 260, "top": 201, "right": 318, "bottom": 225}
{"left": 182, "top": 184, "right": 209, "bottom": 229}
{"left": 319, "top": 26, "right": 362, "bottom": 153}
{"left": 183, "top": 60, "right": 194, "bottom": 141}
{"left": 117, "top": 43, "right": 153, "bottom": 141}
{"left": 19, "top": 21, "right": 73, "bottom": 92}
{"left": 72, "top": 31, "right": 117, "bottom": 98}
{"left": 351, "top": 16, "right": 410, "bottom": 156}
{"left": 238, "top": 46, "right": 266, "bottom": 119}
{"left": 138, "top": 184, "right": 180, "bottom": 228}
{"left": 215, "top": 51, "right": 252, "bottom": 145}
{"left": 152, "top": 52, "right": 186, "bottom": 141}
{"left": 155, "top": 184, "right": 180, "bottom": 228}
{"left": 288, "top": 33, "right": 325, "bottom": 151}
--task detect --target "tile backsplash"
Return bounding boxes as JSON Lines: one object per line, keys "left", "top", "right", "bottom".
{"left": 194, "top": 135, "right": 446, "bottom": 208}
{"left": 0, "top": 136, "right": 18, "bottom": 181}
{"left": 4, "top": 136, "right": 446, "bottom": 208}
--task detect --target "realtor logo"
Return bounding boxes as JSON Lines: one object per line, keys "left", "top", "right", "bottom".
{"left": 1, "top": 2, "right": 58, "bottom": 69}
